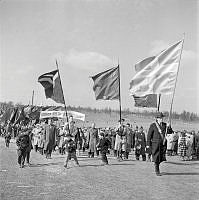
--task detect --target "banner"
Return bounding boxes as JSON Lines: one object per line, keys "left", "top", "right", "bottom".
{"left": 40, "top": 110, "right": 85, "bottom": 121}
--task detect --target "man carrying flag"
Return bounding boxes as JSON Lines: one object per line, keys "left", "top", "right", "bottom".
{"left": 130, "top": 39, "right": 184, "bottom": 176}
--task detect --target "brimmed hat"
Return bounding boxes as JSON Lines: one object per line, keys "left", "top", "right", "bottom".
{"left": 99, "top": 132, "right": 105, "bottom": 137}
{"left": 118, "top": 118, "right": 125, "bottom": 123}
{"left": 155, "top": 112, "right": 165, "bottom": 118}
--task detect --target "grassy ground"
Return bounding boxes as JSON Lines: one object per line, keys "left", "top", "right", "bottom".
{"left": 75, "top": 111, "right": 199, "bottom": 131}
{"left": 0, "top": 138, "right": 199, "bottom": 200}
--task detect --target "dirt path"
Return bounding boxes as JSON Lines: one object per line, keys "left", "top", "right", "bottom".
{"left": 0, "top": 138, "right": 199, "bottom": 200}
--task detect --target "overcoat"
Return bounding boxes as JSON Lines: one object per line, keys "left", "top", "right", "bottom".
{"left": 135, "top": 131, "right": 146, "bottom": 155}
{"left": 125, "top": 127, "right": 132, "bottom": 153}
{"left": 88, "top": 128, "right": 98, "bottom": 153}
{"left": 147, "top": 122, "right": 167, "bottom": 164}
{"left": 44, "top": 124, "right": 57, "bottom": 151}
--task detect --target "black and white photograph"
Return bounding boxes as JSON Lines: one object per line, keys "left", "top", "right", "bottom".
{"left": 0, "top": 0, "right": 198, "bottom": 199}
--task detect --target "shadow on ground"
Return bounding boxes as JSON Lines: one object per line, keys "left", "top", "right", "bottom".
{"left": 30, "top": 162, "right": 63, "bottom": 167}
{"left": 165, "top": 161, "right": 199, "bottom": 166}
{"left": 161, "top": 172, "right": 199, "bottom": 176}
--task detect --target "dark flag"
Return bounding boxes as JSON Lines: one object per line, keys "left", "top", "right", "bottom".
{"left": 38, "top": 70, "right": 64, "bottom": 104}
{"left": 9, "top": 107, "right": 19, "bottom": 124}
{"left": 14, "top": 107, "right": 29, "bottom": 125}
{"left": 133, "top": 94, "right": 157, "bottom": 108}
{"left": 91, "top": 66, "right": 119, "bottom": 100}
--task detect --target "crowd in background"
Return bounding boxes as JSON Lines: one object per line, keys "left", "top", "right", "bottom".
{"left": 0, "top": 115, "right": 199, "bottom": 168}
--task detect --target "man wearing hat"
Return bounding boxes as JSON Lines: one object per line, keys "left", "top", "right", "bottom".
{"left": 146, "top": 112, "right": 167, "bottom": 176}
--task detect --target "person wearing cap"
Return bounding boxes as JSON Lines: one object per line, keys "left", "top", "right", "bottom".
{"left": 63, "top": 133, "right": 80, "bottom": 168}
{"left": 96, "top": 131, "right": 111, "bottom": 165}
{"left": 146, "top": 112, "right": 167, "bottom": 176}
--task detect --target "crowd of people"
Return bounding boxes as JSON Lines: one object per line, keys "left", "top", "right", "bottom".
{"left": 0, "top": 113, "right": 199, "bottom": 176}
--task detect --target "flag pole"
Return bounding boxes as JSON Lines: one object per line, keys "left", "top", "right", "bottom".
{"left": 157, "top": 94, "right": 161, "bottom": 112}
{"left": 55, "top": 59, "right": 69, "bottom": 123}
{"left": 118, "top": 58, "right": 122, "bottom": 124}
{"left": 31, "top": 90, "right": 34, "bottom": 106}
{"left": 169, "top": 35, "right": 185, "bottom": 125}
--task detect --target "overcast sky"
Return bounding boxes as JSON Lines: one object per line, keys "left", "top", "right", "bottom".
{"left": 0, "top": 0, "right": 198, "bottom": 114}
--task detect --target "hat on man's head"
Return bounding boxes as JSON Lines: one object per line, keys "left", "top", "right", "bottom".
{"left": 99, "top": 131, "right": 105, "bottom": 137}
{"left": 155, "top": 112, "right": 165, "bottom": 118}
{"left": 118, "top": 118, "right": 125, "bottom": 123}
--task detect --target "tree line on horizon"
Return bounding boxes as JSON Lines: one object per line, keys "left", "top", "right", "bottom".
{"left": 0, "top": 101, "right": 198, "bottom": 122}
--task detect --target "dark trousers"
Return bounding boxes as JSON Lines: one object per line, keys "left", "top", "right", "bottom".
{"left": 5, "top": 140, "right": 10, "bottom": 147}
{"left": 45, "top": 149, "right": 52, "bottom": 158}
{"left": 154, "top": 162, "right": 160, "bottom": 175}
{"left": 135, "top": 150, "right": 146, "bottom": 161}
{"left": 101, "top": 152, "right": 108, "bottom": 164}
{"left": 17, "top": 149, "right": 26, "bottom": 166}
{"left": 65, "top": 152, "right": 79, "bottom": 167}
{"left": 26, "top": 151, "right": 30, "bottom": 163}
{"left": 88, "top": 151, "right": 94, "bottom": 158}
{"left": 34, "top": 145, "right": 38, "bottom": 152}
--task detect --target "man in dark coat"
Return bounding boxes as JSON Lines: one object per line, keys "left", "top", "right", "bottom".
{"left": 96, "top": 131, "right": 111, "bottom": 165}
{"left": 146, "top": 112, "right": 167, "bottom": 176}
{"left": 135, "top": 126, "right": 146, "bottom": 161}
{"left": 43, "top": 119, "right": 57, "bottom": 159}
{"left": 16, "top": 128, "right": 31, "bottom": 168}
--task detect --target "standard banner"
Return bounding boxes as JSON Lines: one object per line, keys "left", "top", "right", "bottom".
{"left": 40, "top": 110, "right": 85, "bottom": 121}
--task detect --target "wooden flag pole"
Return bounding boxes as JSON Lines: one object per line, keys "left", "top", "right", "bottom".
{"left": 55, "top": 59, "right": 69, "bottom": 123}
{"left": 169, "top": 35, "right": 185, "bottom": 125}
{"left": 118, "top": 59, "right": 122, "bottom": 124}
{"left": 157, "top": 94, "right": 161, "bottom": 112}
{"left": 31, "top": 90, "right": 34, "bottom": 106}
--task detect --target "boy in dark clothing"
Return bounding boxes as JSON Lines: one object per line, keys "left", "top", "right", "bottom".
{"left": 16, "top": 129, "right": 31, "bottom": 168}
{"left": 63, "top": 133, "right": 80, "bottom": 169}
{"left": 97, "top": 132, "right": 111, "bottom": 165}
{"left": 5, "top": 134, "right": 11, "bottom": 147}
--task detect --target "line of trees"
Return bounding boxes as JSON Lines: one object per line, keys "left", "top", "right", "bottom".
{"left": 1, "top": 101, "right": 199, "bottom": 122}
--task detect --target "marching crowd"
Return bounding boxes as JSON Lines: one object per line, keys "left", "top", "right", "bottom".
{"left": 1, "top": 113, "right": 199, "bottom": 176}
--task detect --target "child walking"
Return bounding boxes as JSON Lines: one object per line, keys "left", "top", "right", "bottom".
{"left": 97, "top": 132, "right": 111, "bottom": 165}
{"left": 63, "top": 133, "right": 80, "bottom": 169}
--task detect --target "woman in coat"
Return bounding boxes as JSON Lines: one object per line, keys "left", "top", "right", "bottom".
{"left": 178, "top": 131, "right": 187, "bottom": 161}
{"left": 88, "top": 123, "right": 98, "bottom": 158}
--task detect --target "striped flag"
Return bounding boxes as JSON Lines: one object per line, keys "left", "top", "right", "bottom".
{"left": 38, "top": 70, "right": 64, "bottom": 104}
{"left": 130, "top": 40, "right": 183, "bottom": 96}
{"left": 91, "top": 66, "right": 119, "bottom": 100}
{"left": 133, "top": 57, "right": 157, "bottom": 108}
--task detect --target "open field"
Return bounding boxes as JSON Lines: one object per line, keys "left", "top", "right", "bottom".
{"left": 1, "top": 138, "right": 199, "bottom": 200}
{"left": 74, "top": 110, "right": 199, "bottom": 131}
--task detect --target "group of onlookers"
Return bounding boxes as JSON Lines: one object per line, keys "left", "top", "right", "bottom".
{"left": 166, "top": 129, "right": 199, "bottom": 161}
{"left": 1, "top": 116, "right": 199, "bottom": 170}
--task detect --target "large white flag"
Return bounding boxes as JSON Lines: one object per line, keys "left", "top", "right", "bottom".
{"left": 129, "top": 40, "right": 183, "bottom": 96}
